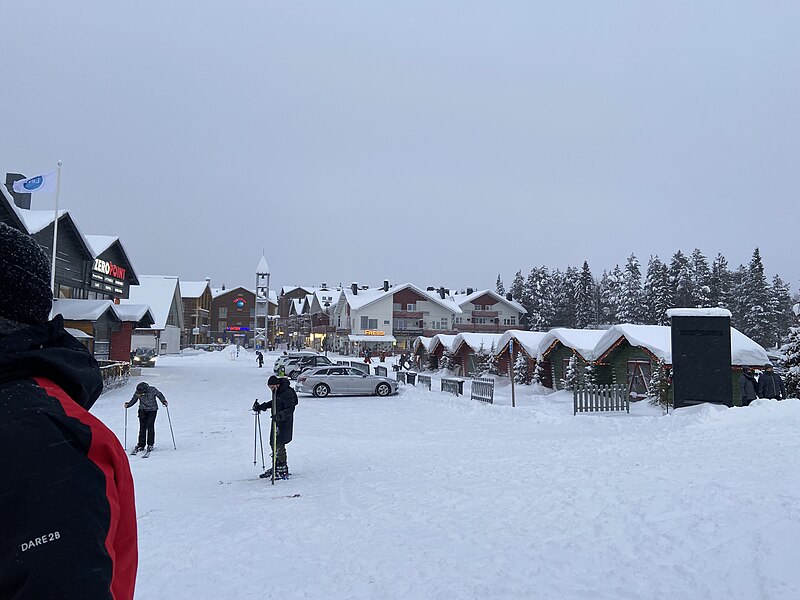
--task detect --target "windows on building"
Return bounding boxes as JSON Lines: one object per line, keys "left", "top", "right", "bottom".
{"left": 219, "top": 307, "right": 227, "bottom": 318}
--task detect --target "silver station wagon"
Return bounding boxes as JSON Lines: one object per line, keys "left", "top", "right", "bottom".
{"left": 296, "top": 366, "right": 399, "bottom": 398}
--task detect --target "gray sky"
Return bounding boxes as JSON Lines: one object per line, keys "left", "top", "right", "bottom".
{"left": 3, "top": 1, "right": 798, "bottom": 293}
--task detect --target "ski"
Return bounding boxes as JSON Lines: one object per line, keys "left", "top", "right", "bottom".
{"left": 142, "top": 448, "right": 152, "bottom": 458}
{"left": 130, "top": 448, "right": 140, "bottom": 456}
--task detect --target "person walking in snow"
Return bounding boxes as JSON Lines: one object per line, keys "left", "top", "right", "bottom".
{"left": 125, "top": 381, "right": 168, "bottom": 454}
{"left": 364, "top": 348, "right": 372, "bottom": 364}
{"left": 738, "top": 367, "right": 758, "bottom": 406}
{"left": 757, "top": 363, "right": 785, "bottom": 400}
{"left": 256, "top": 350, "right": 264, "bottom": 368}
{"left": 253, "top": 375, "right": 298, "bottom": 479}
{"left": 0, "top": 222, "right": 138, "bottom": 599}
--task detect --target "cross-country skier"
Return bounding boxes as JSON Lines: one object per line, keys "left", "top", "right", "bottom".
{"left": 253, "top": 375, "right": 298, "bottom": 479}
{"left": 0, "top": 222, "right": 137, "bottom": 599}
{"left": 125, "top": 381, "right": 168, "bottom": 454}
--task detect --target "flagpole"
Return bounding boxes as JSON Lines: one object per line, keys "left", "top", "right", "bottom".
{"left": 50, "top": 161, "right": 62, "bottom": 299}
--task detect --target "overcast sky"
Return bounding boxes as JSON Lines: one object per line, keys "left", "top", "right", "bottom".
{"left": 3, "top": 1, "right": 798, "bottom": 294}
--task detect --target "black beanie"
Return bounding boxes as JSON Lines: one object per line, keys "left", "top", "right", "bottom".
{"left": 268, "top": 375, "right": 280, "bottom": 386}
{"left": 0, "top": 222, "right": 52, "bottom": 325}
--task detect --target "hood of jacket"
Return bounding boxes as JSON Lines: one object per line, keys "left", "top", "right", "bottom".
{"left": 0, "top": 314, "right": 103, "bottom": 409}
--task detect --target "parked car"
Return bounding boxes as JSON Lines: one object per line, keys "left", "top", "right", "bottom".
{"left": 131, "top": 347, "right": 157, "bottom": 367}
{"left": 296, "top": 355, "right": 335, "bottom": 373}
{"left": 273, "top": 351, "right": 317, "bottom": 374}
{"left": 296, "top": 366, "right": 399, "bottom": 398}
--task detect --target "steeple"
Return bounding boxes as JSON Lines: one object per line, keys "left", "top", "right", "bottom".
{"left": 256, "top": 254, "right": 270, "bottom": 275}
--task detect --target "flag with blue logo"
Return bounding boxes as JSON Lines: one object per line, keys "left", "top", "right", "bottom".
{"left": 12, "top": 171, "right": 56, "bottom": 194}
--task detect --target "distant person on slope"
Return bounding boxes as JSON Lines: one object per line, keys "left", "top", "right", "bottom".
{"left": 757, "top": 364, "right": 785, "bottom": 400}
{"left": 738, "top": 367, "right": 758, "bottom": 406}
{"left": 0, "top": 222, "right": 137, "bottom": 599}
{"left": 253, "top": 375, "right": 298, "bottom": 479}
{"left": 256, "top": 350, "right": 264, "bottom": 368}
{"left": 125, "top": 381, "right": 168, "bottom": 454}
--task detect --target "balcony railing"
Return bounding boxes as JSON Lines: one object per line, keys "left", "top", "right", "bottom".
{"left": 471, "top": 310, "right": 498, "bottom": 318}
{"left": 393, "top": 311, "right": 423, "bottom": 319}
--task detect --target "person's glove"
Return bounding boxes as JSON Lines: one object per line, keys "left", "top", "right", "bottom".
{"left": 123, "top": 402, "right": 129, "bottom": 408}
{"left": 252, "top": 400, "right": 261, "bottom": 412}
{"left": 161, "top": 400, "right": 168, "bottom": 406}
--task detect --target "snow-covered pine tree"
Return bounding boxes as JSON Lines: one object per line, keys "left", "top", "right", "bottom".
{"left": 770, "top": 274, "right": 793, "bottom": 347}
{"left": 513, "top": 350, "right": 529, "bottom": 384}
{"left": 510, "top": 270, "right": 525, "bottom": 303}
{"left": 531, "top": 352, "right": 545, "bottom": 386}
{"left": 473, "top": 342, "right": 489, "bottom": 377}
{"left": 738, "top": 248, "right": 773, "bottom": 347}
{"left": 601, "top": 266, "right": 623, "bottom": 325}
{"left": 709, "top": 253, "right": 732, "bottom": 309}
{"left": 496, "top": 274, "right": 505, "bottom": 296}
{"left": 575, "top": 261, "right": 596, "bottom": 328}
{"left": 669, "top": 250, "right": 694, "bottom": 308}
{"left": 783, "top": 326, "right": 800, "bottom": 399}
{"left": 487, "top": 343, "right": 502, "bottom": 376}
{"left": 690, "top": 249, "right": 712, "bottom": 307}
{"left": 643, "top": 255, "right": 671, "bottom": 325}
{"left": 617, "top": 253, "right": 643, "bottom": 324}
{"left": 440, "top": 349, "right": 453, "bottom": 372}
{"left": 648, "top": 359, "right": 672, "bottom": 410}
{"left": 560, "top": 354, "right": 579, "bottom": 390}
{"left": 525, "top": 266, "right": 553, "bottom": 331}
{"left": 583, "top": 361, "right": 597, "bottom": 385}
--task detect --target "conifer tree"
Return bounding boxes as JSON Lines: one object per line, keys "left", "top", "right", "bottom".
{"left": 560, "top": 355, "right": 579, "bottom": 390}
{"left": 531, "top": 353, "right": 545, "bottom": 387}
{"left": 487, "top": 343, "right": 502, "bottom": 376}
{"left": 509, "top": 270, "right": 525, "bottom": 303}
{"left": 738, "top": 248, "right": 773, "bottom": 347}
{"left": 525, "top": 266, "right": 553, "bottom": 331}
{"left": 783, "top": 326, "right": 800, "bottom": 399}
{"left": 690, "top": 248, "right": 712, "bottom": 307}
{"left": 601, "top": 266, "right": 623, "bottom": 324}
{"left": 575, "top": 261, "right": 596, "bottom": 328}
{"left": 669, "top": 250, "right": 694, "bottom": 307}
{"left": 770, "top": 274, "right": 793, "bottom": 347}
{"left": 496, "top": 274, "right": 505, "bottom": 296}
{"left": 709, "top": 253, "right": 732, "bottom": 308}
{"left": 648, "top": 359, "right": 672, "bottom": 410}
{"left": 617, "top": 253, "right": 643, "bottom": 323}
{"left": 643, "top": 255, "right": 671, "bottom": 325}
{"left": 513, "top": 351, "right": 529, "bottom": 384}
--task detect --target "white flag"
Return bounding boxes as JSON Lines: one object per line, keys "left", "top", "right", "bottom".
{"left": 12, "top": 171, "right": 56, "bottom": 194}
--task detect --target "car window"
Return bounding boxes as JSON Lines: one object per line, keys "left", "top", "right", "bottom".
{"left": 314, "top": 368, "right": 330, "bottom": 376}
{"left": 329, "top": 368, "right": 346, "bottom": 376}
{"left": 346, "top": 368, "right": 365, "bottom": 376}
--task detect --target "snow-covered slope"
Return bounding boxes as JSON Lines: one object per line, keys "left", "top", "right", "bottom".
{"left": 91, "top": 349, "right": 800, "bottom": 600}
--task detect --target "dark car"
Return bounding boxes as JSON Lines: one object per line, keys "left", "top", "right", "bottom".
{"left": 131, "top": 347, "right": 158, "bottom": 367}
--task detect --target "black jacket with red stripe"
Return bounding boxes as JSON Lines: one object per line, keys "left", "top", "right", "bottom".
{"left": 0, "top": 315, "right": 138, "bottom": 600}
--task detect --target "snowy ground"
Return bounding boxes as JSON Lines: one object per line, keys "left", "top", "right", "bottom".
{"left": 92, "top": 348, "right": 800, "bottom": 600}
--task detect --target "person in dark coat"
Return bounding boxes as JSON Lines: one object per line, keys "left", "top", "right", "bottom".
{"left": 757, "top": 364, "right": 785, "bottom": 400}
{"left": 124, "top": 381, "right": 168, "bottom": 453}
{"left": 253, "top": 375, "right": 298, "bottom": 479}
{"left": 256, "top": 350, "right": 264, "bottom": 368}
{"left": 0, "top": 222, "right": 138, "bottom": 599}
{"left": 738, "top": 367, "right": 758, "bottom": 406}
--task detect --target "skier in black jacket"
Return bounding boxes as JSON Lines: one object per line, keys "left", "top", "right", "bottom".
{"left": 0, "top": 222, "right": 137, "bottom": 599}
{"left": 124, "top": 382, "right": 168, "bottom": 454}
{"left": 253, "top": 375, "right": 298, "bottom": 479}
{"left": 757, "top": 364, "right": 785, "bottom": 400}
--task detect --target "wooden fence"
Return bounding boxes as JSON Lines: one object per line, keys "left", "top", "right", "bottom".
{"left": 417, "top": 374, "right": 432, "bottom": 390}
{"left": 441, "top": 378, "right": 464, "bottom": 396}
{"left": 573, "top": 384, "right": 629, "bottom": 415}
{"left": 99, "top": 361, "right": 130, "bottom": 394}
{"left": 470, "top": 377, "right": 494, "bottom": 404}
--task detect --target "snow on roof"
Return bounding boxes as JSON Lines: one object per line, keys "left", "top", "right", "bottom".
{"left": 413, "top": 336, "right": 435, "bottom": 353}
{"left": 593, "top": 323, "right": 769, "bottom": 367}
{"left": 84, "top": 235, "right": 118, "bottom": 257}
{"left": 345, "top": 283, "right": 463, "bottom": 314}
{"left": 429, "top": 334, "right": 459, "bottom": 353}
{"left": 122, "top": 275, "right": 180, "bottom": 330}
{"left": 65, "top": 327, "right": 92, "bottom": 339}
{"left": 13, "top": 207, "right": 68, "bottom": 235}
{"left": 667, "top": 308, "right": 733, "bottom": 318}
{"left": 539, "top": 328, "right": 608, "bottom": 362}
{"left": 594, "top": 325, "right": 672, "bottom": 363}
{"left": 497, "top": 330, "right": 550, "bottom": 357}
{"left": 314, "top": 288, "right": 340, "bottom": 308}
{"left": 113, "top": 303, "right": 155, "bottom": 325}
{"left": 452, "top": 289, "right": 526, "bottom": 314}
{"left": 452, "top": 333, "right": 504, "bottom": 354}
{"left": 50, "top": 299, "right": 116, "bottom": 322}
{"left": 179, "top": 280, "right": 210, "bottom": 299}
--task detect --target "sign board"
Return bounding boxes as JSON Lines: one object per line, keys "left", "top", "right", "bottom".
{"left": 364, "top": 329, "right": 385, "bottom": 336}
{"left": 192, "top": 327, "right": 200, "bottom": 335}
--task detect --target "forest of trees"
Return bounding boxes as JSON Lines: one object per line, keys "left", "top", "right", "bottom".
{"left": 498, "top": 248, "right": 797, "bottom": 349}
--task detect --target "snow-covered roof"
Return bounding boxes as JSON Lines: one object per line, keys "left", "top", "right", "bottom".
{"left": 314, "top": 288, "right": 340, "bottom": 309}
{"left": 65, "top": 327, "right": 92, "bottom": 340}
{"left": 212, "top": 287, "right": 278, "bottom": 306}
{"left": 123, "top": 275, "right": 181, "bottom": 330}
{"left": 179, "top": 280, "right": 210, "bottom": 299}
{"left": 451, "top": 289, "right": 527, "bottom": 314}
{"left": 345, "top": 282, "right": 463, "bottom": 314}
{"left": 594, "top": 324, "right": 673, "bottom": 363}
{"left": 113, "top": 304, "right": 155, "bottom": 326}
{"left": 539, "top": 328, "right": 608, "bottom": 362}
{"left": 83, "top": 234, "right": 118, "bottom": 256}
{"left": 496, "top": 330, "right": 550, "bottom": 357}
{"left": 413, "top": 336, "right": 435, "bottom": 353}
{"left": 593, "top": 323, "right": 770, "bottom": 367}
{"left": 429, "top": 334, "right": 459, "bottom": 354}
{"left": 13, "top": 207, "right": 68, "bottom": 235}
{"left": 452, "top": 333, "right": 504, "bottom": 354}
{"left": 50, "top": 299, "right": 117, "bottom": 322}
{"left": 667, "top": 308, "right": 733, "bottom": 318}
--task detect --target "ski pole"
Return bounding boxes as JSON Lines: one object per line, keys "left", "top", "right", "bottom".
{"left": 165, "top": 404, "right": 177, "bottom": 450}
{"left": 253, "top": 410, "right": 258, "bottom": 466}
{"left": 257, "top": 412, "right": 266, "bottom": 470}
{"left": 123, "top": 406, "right": 128, "bottom": 451}
{"left": 271, "top": 388, "right": 277, "bottom": 486}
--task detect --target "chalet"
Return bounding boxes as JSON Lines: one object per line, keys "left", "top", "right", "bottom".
{"left": 123, "top": 276, "right": 184, "bottom": 354}
{"left": 450, "top": 333, "right": 504, "bottom": 377}
{"left": 538, "top": 328, "right": 607, "bottom": 390}
{"left": 494, "top": 330, "right": 549, "bottom": 382}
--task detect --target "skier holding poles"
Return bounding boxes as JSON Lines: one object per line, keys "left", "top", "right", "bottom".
{"left": 252, "top": 375, "right": 298, "bottom": 481}
{"left": 124, "top": 381, "right": 168, "bottom": 457}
